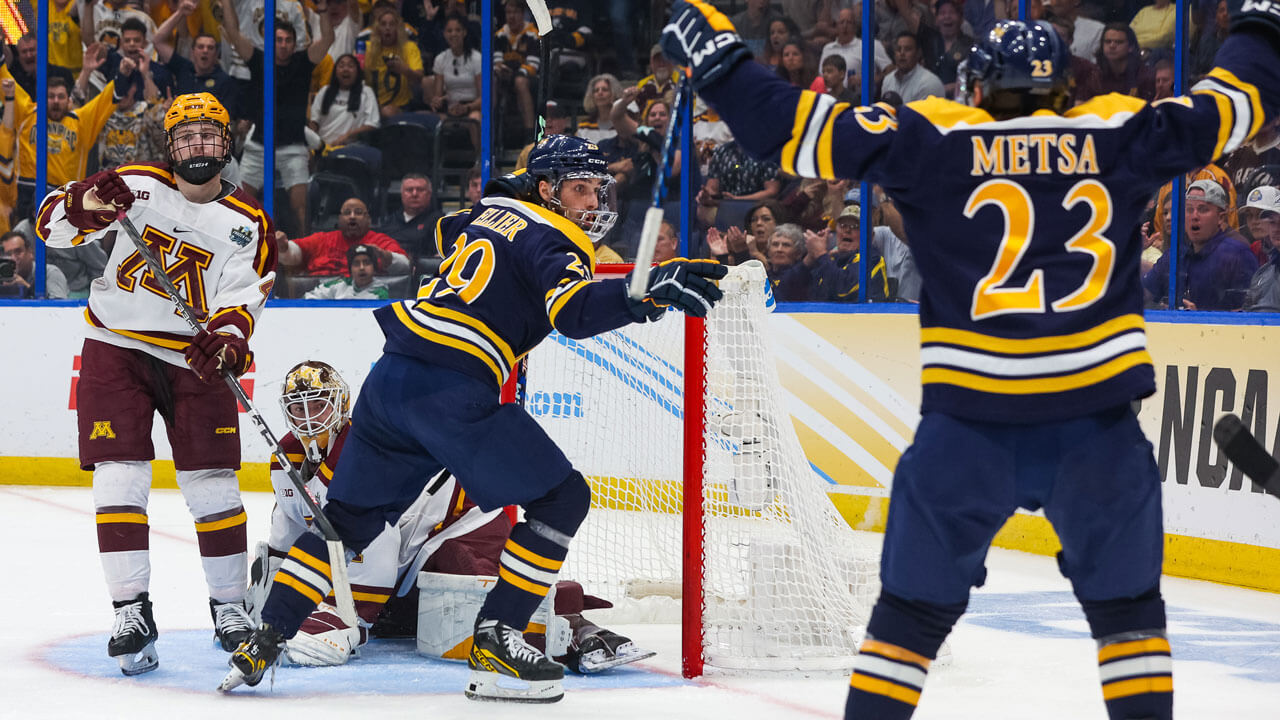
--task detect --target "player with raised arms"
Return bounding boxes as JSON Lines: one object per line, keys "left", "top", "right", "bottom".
{"left": 252, "top": 359, "right": 653, "bottom": 672}
{"left": 35, "top": 92, "right": 277, "bottom": 676}
{"left": 661, "top": 1, "right": 1280, "bottom": 718}
{"left": 220, "top": 134, "right": 724, "bottom": 702}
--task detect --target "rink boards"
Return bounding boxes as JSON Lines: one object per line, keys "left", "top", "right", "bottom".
{"left": 1, "top": 302, "right": 1278, "bottom": 593}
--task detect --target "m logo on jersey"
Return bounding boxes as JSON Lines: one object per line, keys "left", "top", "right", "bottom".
{"left": 116, "top": 225, "right": 215, "bottom": 318}
{"left": 89, "top": 421, "right": 116, "bottom": 440}
{"left": 230, "top": 226, "right": 253, "bottom": 247}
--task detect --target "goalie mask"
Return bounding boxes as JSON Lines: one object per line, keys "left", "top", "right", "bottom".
{"left": 164, "top": 92, "right": 233, "bottom": 185}
{"left": 526, "top": 134, "right": 619, "bottom": 241}
{"left": 280, "top": 361, "right": 351, "bottom": 463}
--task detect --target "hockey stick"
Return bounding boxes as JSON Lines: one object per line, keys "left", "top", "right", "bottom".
{"left": 525, "top": 0, "right": 553, "bottom": 142}
{"left": 1212, "top": 414, "right": 1280, "bottom": 500}
{"left": 628, "top": 71, "right": 689, "bottom": 301}
{"left": 116, "top": 216, "right": 359, "bottom": 628}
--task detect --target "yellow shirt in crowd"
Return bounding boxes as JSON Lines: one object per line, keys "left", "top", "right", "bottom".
{"left": 365, "top": 41, "right": 423, "bottom": 109}
{"left": 44, "top": 0, "right": 85, "bottom": 72}
{"left": 13, "top": 79, "right": 119, "bottom": 187}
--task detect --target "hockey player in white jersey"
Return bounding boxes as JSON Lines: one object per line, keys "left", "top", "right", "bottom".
{"left": 35, "top": 92, "right": 277, "bottom": 676}
{"left": 250, "top": 361, "right": 653, "bottom": 673}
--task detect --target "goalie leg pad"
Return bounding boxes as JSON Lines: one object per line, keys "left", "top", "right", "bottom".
{"left": 285, "top": 603, "right": 365, "bottom": 666}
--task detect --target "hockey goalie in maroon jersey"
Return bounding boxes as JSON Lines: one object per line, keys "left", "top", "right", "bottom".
{"left": 34, "top": 92, "right": 277, "bottom": 676}
{"left": 249, "top": 360, "right": 655, "bottom": 673}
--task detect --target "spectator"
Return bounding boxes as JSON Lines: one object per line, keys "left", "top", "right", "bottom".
{"left": 610, "top": 89, "right": 681, "bottom": 202}
{"left": 304, "top": 243, "right": 392, "bottom": 300}
{"left": 1152, "top": 58, "right": 1175, "bottom": 100}
{"left": 516, "top": 101, "right": 572, "bottom": 169}
{"left": 91, "top": 17, "right": 173, "bottom": 102}
{"left": 0, "top": 78, "right": 17, "bottom": 231}
{"left": 705, "top": 224, "right": 754, "bottom": 265}
{"left": 1242, "top": 196, "right": 1280, "bottom": 312}
{"left": 635, "top": 44, "right": 680, "bottom": 114}
{"left": 464, "top": 166, "right": 483, "bottom": 206}
{"left": 697, "top": 139, "right": 781, "bottom": 228}
{"left": 814, "top": 54, "right": 859, "bottom": 104}
{"left": 760, "top": 17, "right": 802, "bottom": 73}
{"left": 97, "top": 74, "right": 168, "bottom": 168}
{"left": 45, "top": 0, "right": 84, "bottom": 74}
{"left": 154, "top": 3, "right": 240, "bottom": 118}
{"left": 81, "top": 0, "right": 158, "bottom": 55}
{"left": 856, "top": 187, "right": 922, "bottom": 301}
{"left": 1242, "top": 185, "right": 1280, "bottom": 263}
{"left": 691, "top": 97, "right": 733, "bottom": 177}
{"left": 1046, "top": 13, "right": 1102, "bottom": 104}
{"left": 577, "top": 73, "right": 622, "bottom": 145}
{"left": 494, "top": 0, "right": 540, "bottom": 142}
{"left": 148, "top": 0, "right": 222, "bottom": 60}
{"left": 765, "top": 223, "right": 807, "bottom": 299}
{"left": 963, "top": 0, "right": 1009, "bottom": 40}
{"left": 1143, "top": 180, "right": 1258, "bottom": 310}
{"left": 776, "top": 39, "right": 819, "bottom": 89}
{"left": 883, "top": 32, "right": 945, "bottom": 104}
{"left": 278, "top": 197, "right": 410, "bottom": 277}
{"left": 921, "top": 0, "right": 973, "bottom": 98}
{"left": 775, "top": 207, "right": 891, "bottom": 302}
{"left": 654, "top": 220, "right": 679, "bottom": 263}
{"left": 0, "top": 230, "right": 68, "bottom": 299}
{"left": 382, "top": 173, "right": 441, "bottom": 262}
{"left": 820, "top": 8, "right": 891, "bottom": 89}
{"left": 429, "top": 14, "right": 483, "bottom": 149}
{"left": 218, "top": 0, "right": 309, "bottom": 84}
{"left": 1192, "top": 0, "right": 1230, "bottom": 77}
{"left": 781, "top": 177, "right": 851, "bottom": 232}
{"left": 8, "top": 33, "right": 76, "bottom": 98}
{"left": 220, "top": 0, "right": 333, "bottom": 236}
{"left": 877, "top": 0, "right": 934, "bottom": 47}
{"left": 1095, "top": 23, "right": 1154, "bottom": 100}
{"left": 310, "top": 53, "right": 380, "bottom": 149}
{"left": 308, "top": 0, "right": 362, "bottom": 61}
{"left": 731, "top": 0, "right": 782, "bottom": 57}
{"left": 778, "top": 0, "right": 829, "bottom": 46}
{"left": 16, "top": 69, "right": 122, "bottom": 192}
{"left": 1130, "top": 0, "right": 1176, "bottom": 51}
{"left": 1139, "top": 201, "right": 1170, "bottom": 274}
{"left": 1049, "top": 0, "right": 1104, "bottom": 60}
{"left": 368, "top": 5, "right": 426, "bottom": 119}
{"left": 746, "top": 200, "right": 783, "bottom": 263}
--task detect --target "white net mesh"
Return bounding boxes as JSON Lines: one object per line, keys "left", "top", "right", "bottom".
{"left": 524, "top": 262, "right": 880, "bottom": 673}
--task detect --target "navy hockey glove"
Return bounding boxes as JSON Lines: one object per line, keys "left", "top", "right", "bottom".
{"left": 1229, "top": 0, "right": 1280, "bottom": 47}
{"left": 626, "top": 258, "right": 728, "bottom": 321}
{"left": 64, "top": 169, "right": 134, "bottom": 232}
{"left": 660, "top": 0, "right": 752, "bottom": 91}
{"left": 184, "top": 330, "right": 252, "bottom": 383}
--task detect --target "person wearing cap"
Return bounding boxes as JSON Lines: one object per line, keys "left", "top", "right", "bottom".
{"left": 636, "top": 44, "right": 680, "bottom": 108}
{"left": 1241, "top": 184, "right": 1280, "bottom": 263}
{"left": 1242, "top": 186, "right": 1280, "bottom": 312}
{"left": 1142, "top": 179, "right": 1258, "bottom": 310}
{"left": 773, "top": 208, "right": 890, "bottom": 302}
{"left": 305, "top": 244, "right": 392, "bottom": 300}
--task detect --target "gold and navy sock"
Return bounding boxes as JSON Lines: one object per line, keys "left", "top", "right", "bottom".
{"left": 1097, "top": 631, "right": 1173, "bottom": 720}
{"left": 478, "top": 521, "right": 568, "bottom": 628}
{"left": 845, "top": 637, "right": 929, "bottom": 720}
{"left": 261, "top": 533, "right": 333, "bottom": 639}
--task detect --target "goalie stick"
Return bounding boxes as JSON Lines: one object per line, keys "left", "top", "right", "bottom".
{"left": 629, "top": 71, "right": 690, "bottom": 301}
{"left": 1212, "top": 413, "right": 1280, "bottom": 500}
{"left": 116, "top": 216, "right": 360, "bottom": 629}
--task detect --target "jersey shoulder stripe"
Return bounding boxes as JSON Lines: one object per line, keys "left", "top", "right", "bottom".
{"left": 481, "top": 196, "right": 596, "bottom": 274}
{"left": 117, "top": 163, "right": 179, "bottom": 189}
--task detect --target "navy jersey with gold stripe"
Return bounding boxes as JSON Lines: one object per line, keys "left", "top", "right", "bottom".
{"left": 700, "top": 32, "right": 1280, "bottom": 422}
{"left": 375, "top": 196, "right": 637, "bottom": 389}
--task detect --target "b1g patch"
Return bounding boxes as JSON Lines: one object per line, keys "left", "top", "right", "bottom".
{"left": 230, "top": 226, "right": 253, "bottom": 247}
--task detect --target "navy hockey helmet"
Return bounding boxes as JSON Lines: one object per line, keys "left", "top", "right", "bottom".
{"left": 962, "top": 20, "right": 1071, "bottom": 116}
{"left": 525, "top": 134, "right": 618, "bottom": 240}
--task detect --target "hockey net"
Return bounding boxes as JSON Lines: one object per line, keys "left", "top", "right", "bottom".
{"left": 520, "top": 262, "right": 880, "bottom": 676}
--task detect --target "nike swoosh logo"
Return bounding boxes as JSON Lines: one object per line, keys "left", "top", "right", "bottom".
{"left": 173, "top": 227, "right": 190, "bottom": 233}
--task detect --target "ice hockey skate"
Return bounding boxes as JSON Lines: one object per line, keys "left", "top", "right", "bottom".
{"left": 218, "top": 624, "right": 284, "bottom": 692}
{"left": 211, "top": 599, "right": 254, "bottom": 651}
{"left": 108, "top": 593, "right": 159, "bottom": 676}
{"left": 466, "top": 618, "right": 564, "bottom": 703}
{"left": 563, "top": 614, "right": 655, "bottom": 673}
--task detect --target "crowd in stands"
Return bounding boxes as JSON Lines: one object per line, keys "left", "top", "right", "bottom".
{"left": 3, "top": 0, "right": 1278, "bottom": 309}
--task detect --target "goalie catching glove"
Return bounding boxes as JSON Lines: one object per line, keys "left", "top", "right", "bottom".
{"left": 184, "top": 330, "right": 252, "bottom": 383}
{"left": 660, "top": 0, "right": 753, "bottom": 91}
{"left": 626, "top": 258, "right": 727, "bottom": 322}
{"left": 64, "top": 169, "right": 134, "bottom": 232}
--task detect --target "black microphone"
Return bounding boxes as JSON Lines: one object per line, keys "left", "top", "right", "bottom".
{"left": 1213, "top": 414, "right": 1280, "bottom": 500}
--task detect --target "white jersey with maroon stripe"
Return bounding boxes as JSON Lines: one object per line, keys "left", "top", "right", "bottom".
{"left": 35, "top": 163, "right": 277, "bottom": 368}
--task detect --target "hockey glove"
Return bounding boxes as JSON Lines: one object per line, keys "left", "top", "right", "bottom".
{"left": 660, "top": 0, "right": 753, "bottom": 91}
{"left": 184, "top": 330, "right": 252, "bottom": 383}
{"left": 626, "top": 258, "right": 728, "bottom": 322}
{"left": 64, "top": 169, "right": 134, "bottom": 232}
{"left": 1229, "top": 0, "right": 1280, "bottom": 48}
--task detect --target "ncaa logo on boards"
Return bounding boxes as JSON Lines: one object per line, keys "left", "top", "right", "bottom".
{"left": 89, "top": 421, "right": 116, "bottom": 440}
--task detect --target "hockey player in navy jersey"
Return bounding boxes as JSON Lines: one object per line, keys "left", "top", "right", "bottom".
{"left": 219, "top": 135, "right": 726, "bottom": 702}
{"left": 662, "top": 1, "right": 1280, "bottom": 718}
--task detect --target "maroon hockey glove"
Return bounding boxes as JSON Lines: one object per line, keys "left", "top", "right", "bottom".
{"left": 63, "top": 169, "right": 134, "bottom": 232}
{"left": 184, "top": 330, "right": 252, "bottom": 383}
